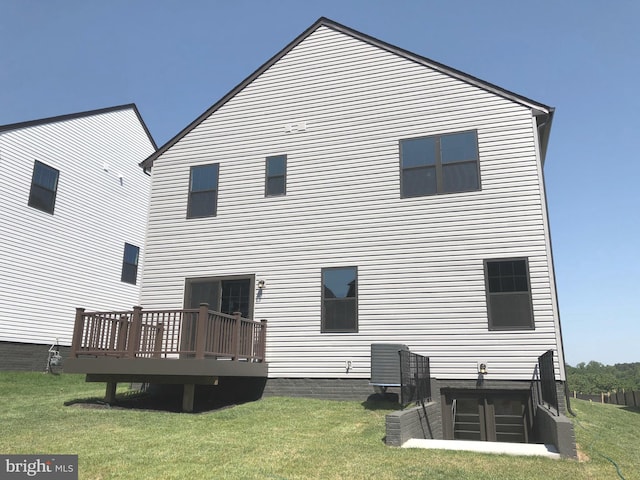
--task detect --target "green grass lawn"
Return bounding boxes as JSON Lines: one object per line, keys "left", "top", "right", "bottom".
{"left": 0, "top": 373, "right": 638, "bottom": 480}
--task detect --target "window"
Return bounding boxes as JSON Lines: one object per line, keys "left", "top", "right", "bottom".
{"left": 121, "top": 243, "right": 140, "bottom": 285}
{"left": 484, "top": 259, "right": 534, "bottom": 330}
{"left": 322, "top": 267, "right": 358, "bottom": 333}
{"left": 266, "top": 155, "right": 286, "bottom": 196}
{"left": 400, "top": 130, "right": 479, "bottom": 197}
{"left": 28, "top": 161, "right": 59, "bottom": 214}
{"left": 185, "top": 276, "right": 253, "bottom": 319}
{"left": 187, "top": 163, "right": 219, "bottom": 218}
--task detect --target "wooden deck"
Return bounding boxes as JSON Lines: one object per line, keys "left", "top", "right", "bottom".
{"left": 65, "top": 304, "right": 267, "bottom": 411}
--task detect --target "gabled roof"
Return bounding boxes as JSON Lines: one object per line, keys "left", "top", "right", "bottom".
{"left": 0, "top": 103, "right": 157, "bottom": 150}
{"left": 140, "top": 17, "right": 553, "bottom": 170}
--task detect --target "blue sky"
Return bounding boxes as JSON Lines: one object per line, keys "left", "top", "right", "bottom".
{"left": 1, "top": 1, "right": 638, "bottom": 366}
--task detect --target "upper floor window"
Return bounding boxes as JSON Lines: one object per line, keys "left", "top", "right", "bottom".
{"left": 266, "top": 155, "right": 286, "bottom": 197}
{"left": 322, "top": 266, "right": 358, "bottom": 333}
{"left": 400, "top": 130, "right": 479, "bottom": 197}
{"left": 121, "top": 243, "right": 140, "bottom": 285}
{"left": 187, "top": 163, "right": 219, "bottom": 218}
{"left": 484, "top": 258, "right": 534, "bottom": 330}
{"left": 28, "top": 160, "right": 59, "bottom": 214}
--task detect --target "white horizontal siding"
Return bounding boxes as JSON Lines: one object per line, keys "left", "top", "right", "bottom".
{"left": 141, "top": 26, "right": 563, "bottom": 380}
{"left": 0, "top": 108, "right": 155, "bottom": 346}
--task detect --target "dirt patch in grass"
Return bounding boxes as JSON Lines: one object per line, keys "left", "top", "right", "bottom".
{"left": 576, "top": 445, "right": 591, "bottom": 462}
{"left": 64, "top": 389, "right": 242, "bottom": 414}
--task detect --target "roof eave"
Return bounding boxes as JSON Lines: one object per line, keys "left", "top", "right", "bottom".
{"left": 536, "top": 108, "right": 555, "bottom": 166}
{"left": 322, "top": 18, "right": 553, "bottom": 115}
{"left": 139, "top": 17, "right": 329, "bottom": 170}
{"left": 0, "top": 104, "right": 157, "bottom": 151}
{"left": 140, "top": 16, "right": 554, "bottom": 170}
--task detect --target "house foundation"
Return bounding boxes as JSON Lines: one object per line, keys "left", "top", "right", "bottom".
{"left": 0, "top": 341, "right": 70, "bottom": 371}
{"left": 263, "top": 378, "right": 377, "bottom": 401}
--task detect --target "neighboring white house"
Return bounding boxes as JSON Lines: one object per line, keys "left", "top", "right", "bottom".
{"left": 0, "top": 104, "right": 156, "bottom": 369}
{"left": 136, "top": 17, "right": 568, "bottom": 440}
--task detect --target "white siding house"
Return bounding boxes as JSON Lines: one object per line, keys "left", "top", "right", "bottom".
{"left": 0, "top": 105, "right": 156, "bottom": 369}
{"left": 138, "top": 18, "right": 565, "bottom": 397}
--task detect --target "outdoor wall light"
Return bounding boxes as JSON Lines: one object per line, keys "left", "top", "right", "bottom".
{"left": 478, "top": 363, "right": 488, "bottom": 375}
{"left": 257, "top": 279, "right": 266, "bottom": 289}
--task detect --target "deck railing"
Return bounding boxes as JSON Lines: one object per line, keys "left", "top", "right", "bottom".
{"left": 70, "top": 304, "right": 266, "bottom": 362}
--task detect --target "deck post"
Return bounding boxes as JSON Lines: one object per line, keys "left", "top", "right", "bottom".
{"left": 195, "top": 304, "right": 208, "bottom": 359}
{"left": 182, "top": 384, "right": 195, "bottom": 412}
{"left": 71, "top": 308, "right": 85, "bottom": 358}
{"left": 259, "top": 319, "right": 267, "bottom": 361}
{"left": 105, "top": 382, "right": 117, "bottom": 404}
{"left": 233, "top": 312, "right": 242, "bottom": 361}
{"left": 127, "top": 306, "right": 143, "bottom": 358}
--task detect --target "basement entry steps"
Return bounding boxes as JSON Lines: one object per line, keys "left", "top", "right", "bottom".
{"left": 402, "top": 439, "right": 561, "bottom": 459}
